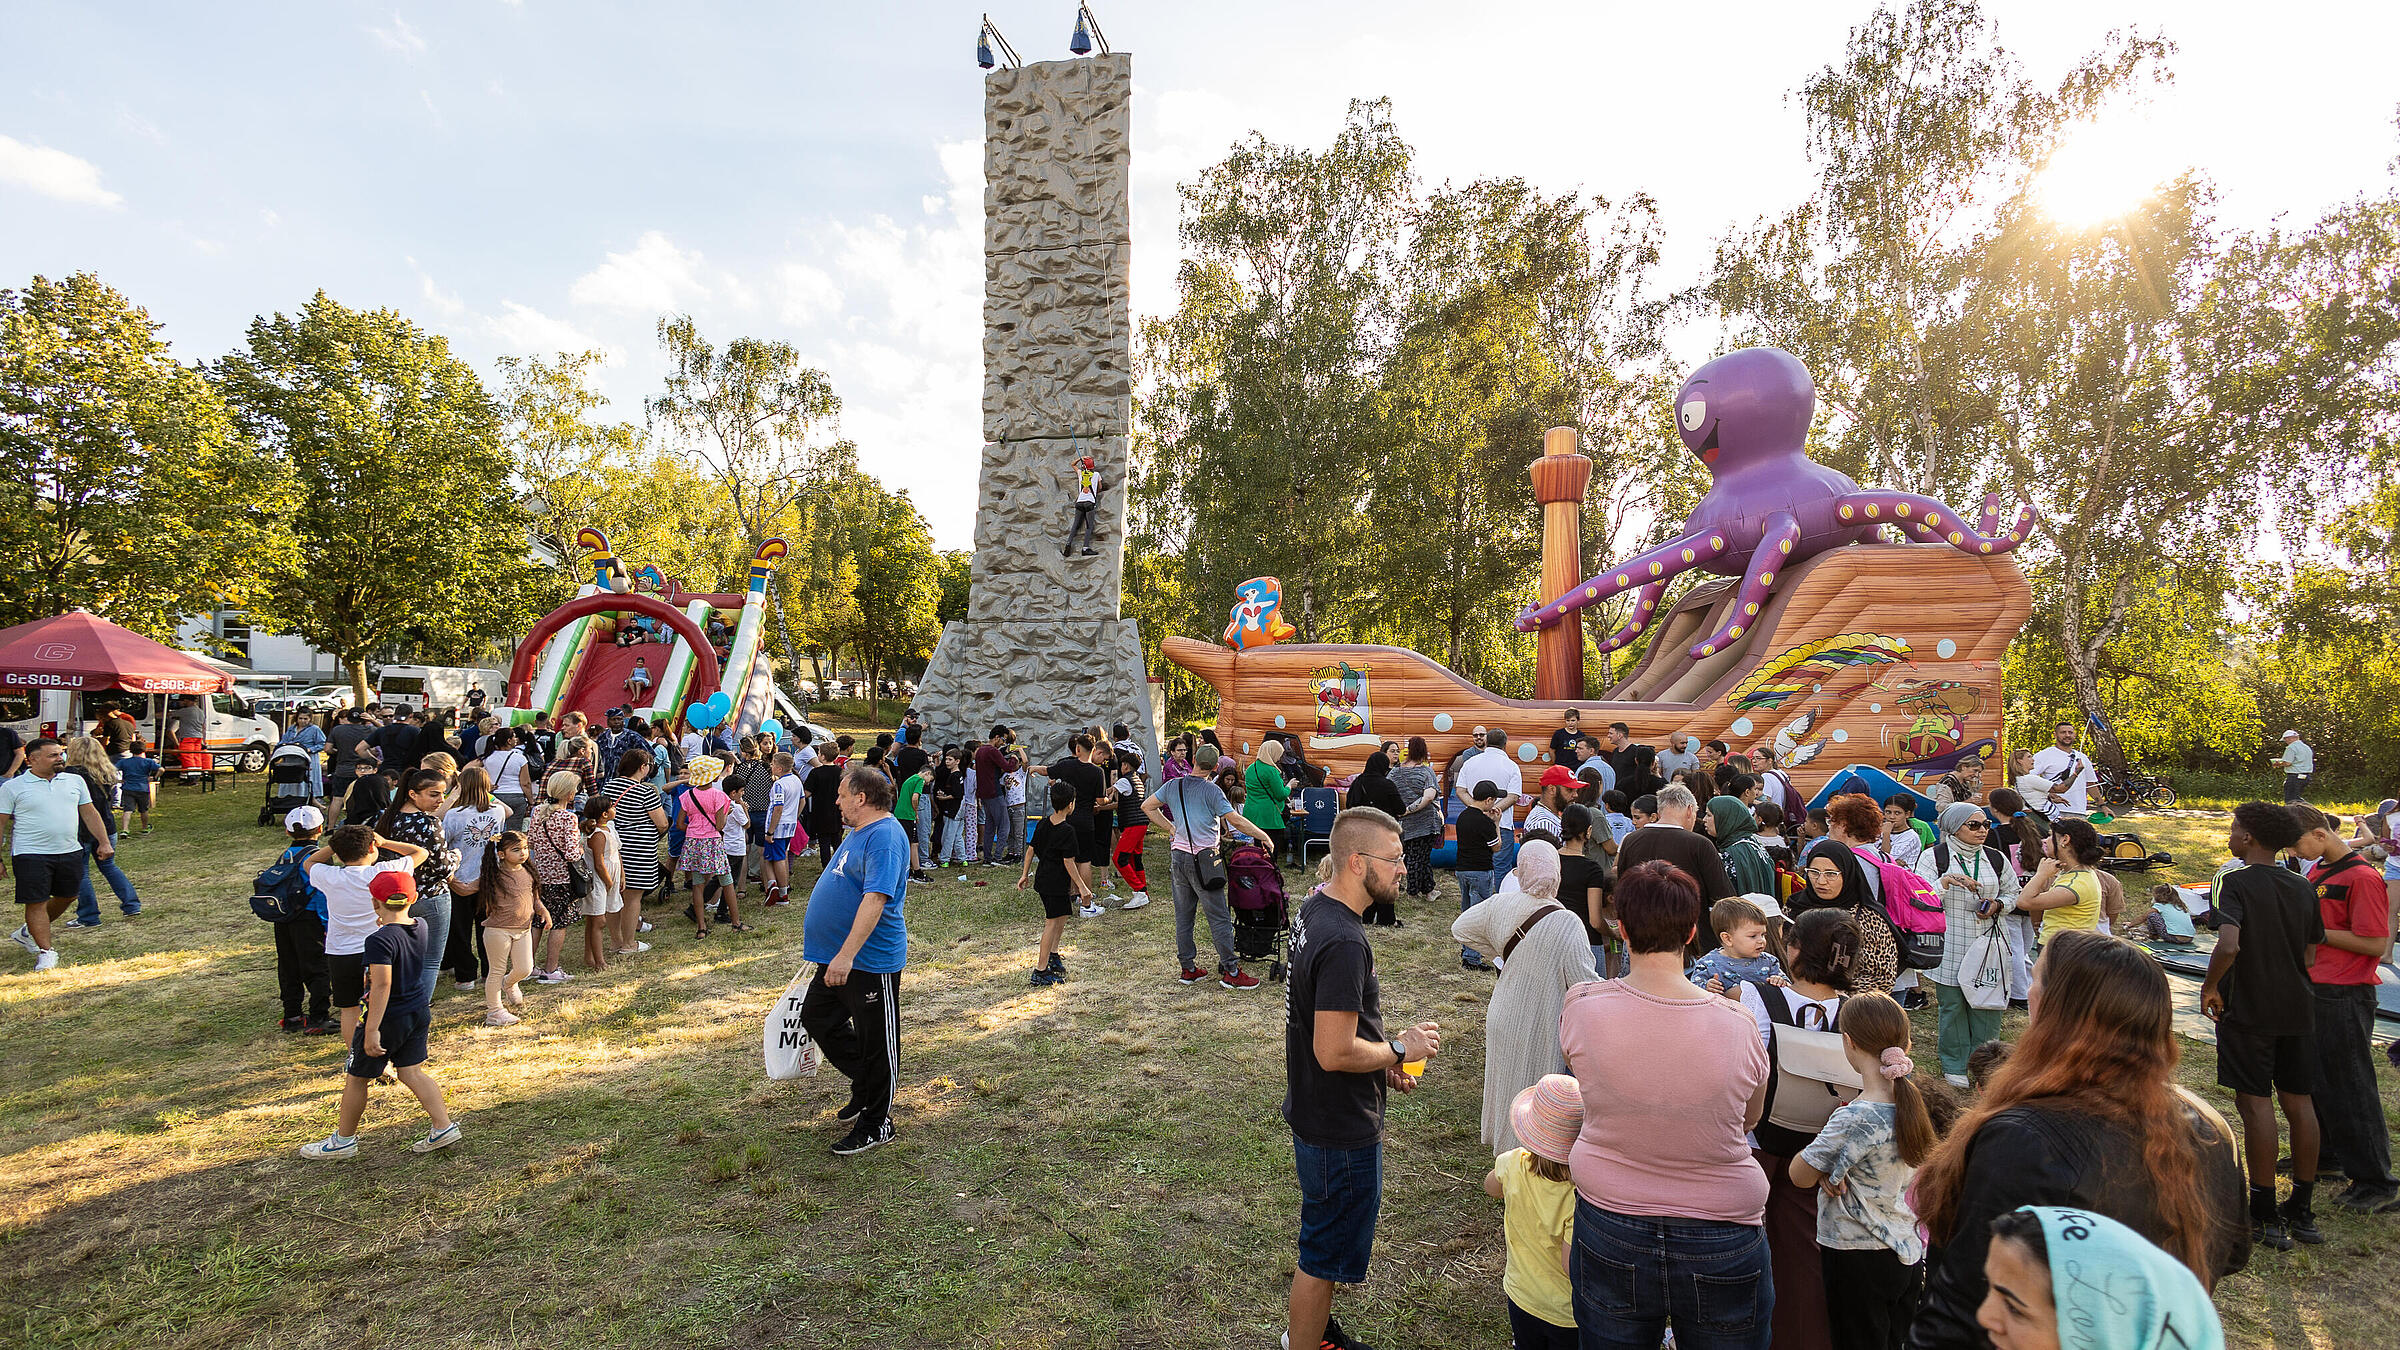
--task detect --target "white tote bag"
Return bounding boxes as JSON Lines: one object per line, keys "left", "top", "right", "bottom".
{"left": 762, "top": 967, "right": 820, "bottom": 1080}
{"left": 1958, "top": 922, "right": 2012, "bottom": 1011}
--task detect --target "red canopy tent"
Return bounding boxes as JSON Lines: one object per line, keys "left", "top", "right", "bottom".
{"left": 0, "top": 611, "right": 233, "bottom": 695}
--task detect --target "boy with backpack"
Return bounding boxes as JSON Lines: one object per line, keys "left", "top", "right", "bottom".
{"left": 299, "top": 869, "right": 462, "bottom": 1160}
{"left": 255, "top": 806, "right": 334, "bottom": 1034}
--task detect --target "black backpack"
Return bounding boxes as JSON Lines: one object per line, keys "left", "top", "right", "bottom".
{"left": 250, "top": 845, "right": 319, "bottom": 922}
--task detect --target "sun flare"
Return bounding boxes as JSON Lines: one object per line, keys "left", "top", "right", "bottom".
{"left": 2034, "top": 119, "right": 2171, "bottom": 227}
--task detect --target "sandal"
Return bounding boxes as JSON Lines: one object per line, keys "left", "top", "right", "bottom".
{"left": 727, "top": 922, "right": 755, "bottom": 932}
{"left": 694, "top": 928, "right": 710, "bottom": 939}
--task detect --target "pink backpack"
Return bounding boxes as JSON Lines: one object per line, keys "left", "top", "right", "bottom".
{"left": 1870, "top": 855, "right": 1946, "bottom": 971}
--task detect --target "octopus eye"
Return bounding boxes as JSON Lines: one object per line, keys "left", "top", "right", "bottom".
{"left": 1680, "top": 399, "right": 1707, "bottom": 433}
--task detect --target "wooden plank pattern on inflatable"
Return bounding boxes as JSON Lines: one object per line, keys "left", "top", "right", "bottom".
{"left": 1163, "top": 543, "right": 2030, "bottom": 798}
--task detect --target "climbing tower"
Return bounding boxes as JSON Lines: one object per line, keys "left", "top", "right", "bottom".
{"left": 914, "top": 51, "right": 1158, "bottom": 766}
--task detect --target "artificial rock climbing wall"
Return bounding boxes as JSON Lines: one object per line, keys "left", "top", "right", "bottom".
{"left": 917, "top": 53, "right": 1158, "bottom": 768}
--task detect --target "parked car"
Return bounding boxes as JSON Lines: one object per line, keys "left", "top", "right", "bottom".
{"left": 376, "top": 665, "right": 505, "bottom": 712}
{"left": 287, "top": 683, "right": 361, "bottom": 713}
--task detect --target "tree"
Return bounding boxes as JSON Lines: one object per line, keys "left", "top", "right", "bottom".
{"left": 934, "top": 549, "right": 972, "bottom": 626}
{"left": 843, "top": 483, "right": 941, "bottom": 723}
{"left": 217, "top": 291, "right": 545, "bottom": 704}
{"left": 0, "top": 272, "right": 291, "bottom": 635}
{"left": 1136, "top": 98, "right": 1412, "bottom": 643}
{"left": 498, "top": 349, "right": 647, "bottom": 591}
{"left": 646, "top": 315, "right": 854, "bottom": 555}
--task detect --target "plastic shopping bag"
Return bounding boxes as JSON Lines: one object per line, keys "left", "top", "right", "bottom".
{"left": 763, "top": 967, "right": 820, "bottom": 1080}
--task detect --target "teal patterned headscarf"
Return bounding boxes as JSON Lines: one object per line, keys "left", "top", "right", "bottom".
{"left": 2022, "top": 1206, "right": 2224, "bottom": 1350}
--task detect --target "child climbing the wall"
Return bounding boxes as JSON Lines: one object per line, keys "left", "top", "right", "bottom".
{"left": 1062, "top": 454, "right": 1101, "bottom": 558}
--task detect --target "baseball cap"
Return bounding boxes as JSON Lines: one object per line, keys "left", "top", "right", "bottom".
{"left": 2281, "top": 729, "right": 2299, "bottom": 739}
{"left": 284, "top": 805, "right": 326, "bottom": 832}
{"left": 1743, "top": 891, "right": 1785, "bottom": 919}
{"left": 369, "top": 870, "right": 419, "bottom": 907}
{"left": 1539, "top": 764, "right": 1579, "bottom": 789}
{"left": 1471, "top": 781, "right": 1504, "bottom": 802}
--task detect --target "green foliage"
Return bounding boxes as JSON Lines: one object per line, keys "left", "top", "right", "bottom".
{"left": 839, "top": 483, "right": 942, "bottom": 722}
{"left": 216, "top": 291, "right": 543, "bottom": 697}
{"left": 0, "top": 272, "right": 292, "bottom": 636}
{"left": 934, "top": 550, "right": 972, "bottom": 626}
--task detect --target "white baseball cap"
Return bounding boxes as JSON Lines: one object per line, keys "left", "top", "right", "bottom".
{"left": 2282, "top": 729, "right": 2299, "bottom": 739}
{"left": 284, "top": 805, "right": 326, "bottom": 831}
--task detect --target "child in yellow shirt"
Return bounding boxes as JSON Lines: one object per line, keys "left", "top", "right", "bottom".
{"left": 1481, "top": 1074, "right": 1581, "bottom": 1347}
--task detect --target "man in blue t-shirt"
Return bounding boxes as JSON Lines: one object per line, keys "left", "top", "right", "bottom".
{"left": 801, "top": 761, "right": 911, "bottom": 1156}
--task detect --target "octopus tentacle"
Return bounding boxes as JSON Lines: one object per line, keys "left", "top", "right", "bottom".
{"left": 1515, "top": 529, "right": 1733, "bottom": 632}
{"left": 1830, "top": 491, "right": 2036, "bottom": 556}
{"left": 1686, "top": 510, "right": 1801, "bottom": 659}
{"left": 1595, "top": 581, "right": 1669, "bottom": 655}
{"left": 1975, "top": 492, "right": 2001, "bottom": 536}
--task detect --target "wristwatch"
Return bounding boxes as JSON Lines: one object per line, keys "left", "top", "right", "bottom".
{"left": 1388, "top": 1038, "right": 1409, "bottom": 1067}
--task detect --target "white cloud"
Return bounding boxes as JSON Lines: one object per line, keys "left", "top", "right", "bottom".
{"left": 773, "top": 262, "right": 841, "bottom": 326}
{"left": 485, "top": 301, "right": 613, "bottom": 360}
{"left": 369, "top": 13, "right": 426, "bottom": 56}
{"left": 260, "top": 208, "right": 280, "bottom": 228}
{"left": 0, "top": 134, "right": 124, "bottom": 207}
{"left": 407, "top": 256, "right": 464, "bottom": 316}
{"left": 569, "top": 230, "right": 718, "bottom": 312}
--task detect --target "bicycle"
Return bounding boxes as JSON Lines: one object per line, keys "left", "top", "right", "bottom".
{"left": 2097, "top": 766, "right": 2178, "bottom": 811}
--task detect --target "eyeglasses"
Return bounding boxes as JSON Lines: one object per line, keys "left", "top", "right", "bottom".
{"left": 1359, "top": 850, "right": 1403, "bottom": 866}
{"left": 1960, "top": 821, "right": 1990, "bottom": 831}
{"left": 1804, "top": 868, "right": 1844, "bottom": 881}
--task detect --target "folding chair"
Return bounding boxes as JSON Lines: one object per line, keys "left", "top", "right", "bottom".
{"left": 1297, "top": 787, "right": 1340, "bottom": 868}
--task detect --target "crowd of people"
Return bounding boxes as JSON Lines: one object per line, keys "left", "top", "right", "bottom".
{"left": 1273, "top": 711, "right": 2397, "bottom": 1350}
{"left": 5, "top": 698, "right": 2394, "bottom": 1347}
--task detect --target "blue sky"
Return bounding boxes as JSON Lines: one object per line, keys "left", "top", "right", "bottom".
{"left": 5, "top": 1, "right": 2396, "bottom": 549}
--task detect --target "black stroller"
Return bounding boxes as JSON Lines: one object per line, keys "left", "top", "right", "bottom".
{"left": 1225, "top": 840, "right": 1292, "bottom": 981}
{"left": 256, "top": 743, "right": 317, "bottom": 826}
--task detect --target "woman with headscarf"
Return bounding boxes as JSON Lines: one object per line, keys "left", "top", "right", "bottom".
{"left": 1917, "top": 801, "right": 2023, "bottom": 1085}
{"left": 1979, "top": 1207, "right": 2225, "bottom": 1350}
{"left": 1451, "top": 841, "right": 1599, "bottom": 1154}
{"left": 1343, "top": 750, "right": 1408, "bottom": 926}
{"left": 1792, "top": 839, "right": 1899, "bottom": 993}
{"left": 1705, "top": 794, "right": 1776, "bottom": 897}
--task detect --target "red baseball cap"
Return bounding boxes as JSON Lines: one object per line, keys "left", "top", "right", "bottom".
{"left": 369, "top": 870, "right": 419, "bottom": 907}
{"left": 1539, "top": 764, "right": 1579, "bottom": 789}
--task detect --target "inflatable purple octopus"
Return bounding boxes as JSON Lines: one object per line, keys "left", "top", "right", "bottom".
{"left": 1516, "top": 346, "right": 2038, "bottom": 657}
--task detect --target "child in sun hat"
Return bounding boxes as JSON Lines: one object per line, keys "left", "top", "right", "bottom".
{"left": 1481, "top": 1073, "right": 1581, "bottom": 1349}
{"left": 675, "top": 756, "right": 746, "bottom": 935}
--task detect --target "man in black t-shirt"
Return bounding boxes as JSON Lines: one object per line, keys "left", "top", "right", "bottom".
{"left": 2203, "top": 802, "right": 2326, "bottom": 1247}
{"left": 1615, "top": 783, "right": 1735, "bottom": 911}
{"left": 1283, "top": 807, "right": 1439, "bottom": 1350}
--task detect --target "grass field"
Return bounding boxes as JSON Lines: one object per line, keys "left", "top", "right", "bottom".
{"left": 1, "top": 783, "right": 2393, "bottom": 1348}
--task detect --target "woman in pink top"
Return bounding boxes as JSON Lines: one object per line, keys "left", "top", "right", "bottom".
{"left": 675, "top": 757, "right": 748, "bottom": 935}
{"left": 1558, "top": 859, "right": 1773, "bottom": 1350}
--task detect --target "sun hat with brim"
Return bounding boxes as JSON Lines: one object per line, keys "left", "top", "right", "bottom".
{"left": 684, "top": 756, "right": 725, "bottom": 786}
{"left": 369, "top": 871, "right": 418, "bottom": 907}
{"left": 1510, "top": 1073, "right": 1584, "bottom": 1165}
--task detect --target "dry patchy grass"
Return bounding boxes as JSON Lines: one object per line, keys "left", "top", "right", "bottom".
{"left": 0, "top": 786, "right": 2391, "bottom": 1347}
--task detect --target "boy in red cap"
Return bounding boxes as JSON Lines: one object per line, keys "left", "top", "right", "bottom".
{"left": 300, "top": 868, "right": 460, "bottom": 1160}
{"left": 1062, "top": 454, "right": 1101, "bottom": 558}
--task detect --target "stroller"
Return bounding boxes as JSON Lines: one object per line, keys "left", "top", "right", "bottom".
{"left": 256, "top": 743, "right": 318, "bottom": 825}
{"left": 1225, "top": 840, "right": 1292, "bottom": 982}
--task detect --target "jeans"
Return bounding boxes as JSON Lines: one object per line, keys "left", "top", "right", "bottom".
{"left": 2285, "top": 772, "right": 2313, "bottom": 804}
{"left": 75, "top": 840, "right": 139, "bottom": 922}
{"left": 1064, "top": 500, "right": 1098, "bottom": 554}
{"left": 977, "top": 796, "right": 1006, "bottom": 859}
{"left": 937, "top": 810, "right": 971, "bottom": 865}
{"left": 1458, "top": 866, "right": 1499, "bottom": 963}
{"left": 410, "top": 885, "right": 452, "bottom": 1008}
{"left": 1934, "top": 980, "right": 2004, "bottom": 1079}
{"left": 2312, "top": 981, "right": 2397, "bottom": 1186}
{"left": 1007, "top": 800, "right": 1027, "bottom": 859}
{"left": 1571, "top": 1197, "right": 1773, "bottom": 1350}
{"left": 1170, "top": 848, "right": 1238, "bottom": 974}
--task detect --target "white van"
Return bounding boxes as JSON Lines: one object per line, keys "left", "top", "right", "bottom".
{"left": 375, "top": 666, "right": 506, "bottom": 713}
{"left": 0, "top": 686, "right": 281, "bottom": 773}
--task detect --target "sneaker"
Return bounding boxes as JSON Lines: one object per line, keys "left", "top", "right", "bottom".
{"left": 831, "top": 1120, "right": 895, "bottom": 1156}
{"left": 1120, "top": 891, "right": 1150, "bottom": 910}
{"left": 639, "top": 920, "right": 654, "bottom": 933}
{"left": 10, "top": 925, "right": 39, "bottom": 956}
{"left": 304, "top": 1016, "right": 337, "bottom": 1035}
{"left": 33, "top": 949, "right": 58, "bottom": 972}
{"left": 1283, "top": 1315, "right": 1376, "bottom": 1350}
{"left": 836, "top": 1094, "right": 864, "bottom": 1125}
{"left": 455, "top": 979, "right": 477, "bottom": 993}
{"left": 59, "top": 917, "right": 96, "bottom": 930}
{"left": 281, "top": 1016, "right": 307, "bottom": 1033}
{"left": 483, "top": 1009, "right": 520, "bottom": 1027}
{"left": 2278, "top": 1202, "right": 2324, "bottom": 1245}
{"left": 1029, "top": 968, "right": 1063, "bottom": 987}
{"left": 1077, "top": 902, "right": 1104, "bottom": 918}
{"left": 1945, "top": 1073, "right": 1969, "bottom": 1089}
{"left": 2251, "top": 1217, "right": 2294, "bottom": 1252}
{"left": 1220, "top": 970, "right": 1261, "bottom": 991}
{"left": 299, "top": 1134, "right": 360, "bottom": 1162}
{"left": 1047, "top": 952, "right": 1066, "bottom": 976}
{"left": 1178, "top": 966, "right": 1209, "bottom": 985}
{"left": 536, "top": 969, "right": 573, "bottom": 985}
{"left": 410, "top": 1122, "right": 464, "bottom": 1153}
{"left": 2337, "top": 1182, "right": 2400, "bottom": 1214}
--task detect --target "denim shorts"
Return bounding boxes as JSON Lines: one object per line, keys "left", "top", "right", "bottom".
{"left": 1293, "top": 1137, "right": 1382, "bottom": 1284}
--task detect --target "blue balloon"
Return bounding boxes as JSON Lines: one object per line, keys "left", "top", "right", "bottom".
{"left": 760, "top": 719, "right": 783, "bottom": 740}
{"left": 686, "top": 701, "right": 718, "bottom": 729}
{"left": 707, "top": 691, "right": 733, "bottom": 715}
